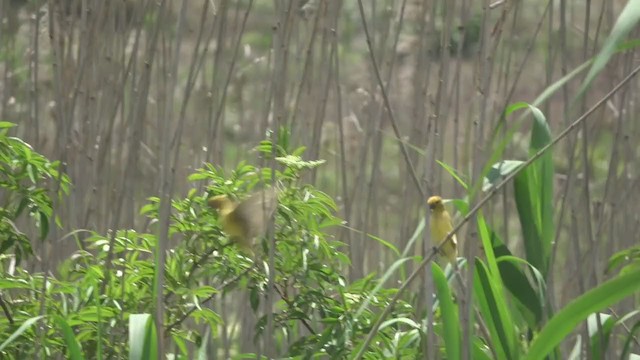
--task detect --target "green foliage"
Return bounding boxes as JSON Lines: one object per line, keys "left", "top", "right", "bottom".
{"left": 432, "top": 263, "right": 460, "bottom": 360}
{"left": 129, "top": 314, "right": 157, "bottom": 360}
{"left": 576, "top": 0, "right": 640, "bottom": 98}
{"left": 1, "top": 48, "right": 640, "bottom": 356}
{"left": 0, "top": 0, "right": 639, "bottom": 358}
{"left": 0, "top": 146, "right": 634, "bottom": 360}
{"left": 525, "top": 267, "right": 640, "bottom": 360}
{"left": 1, "top": 134, "right": 375, "bottom": 358}
{"left": 513, "top": 105, "right": 554, "bottom": 278}
{"left": 0, "top": 122, "right": 69, "bottom": 265}
{"left": 606, "top": 244, "right": 640, "bottom": 276}
{"left": 473, "top": 258, "right": 518, "bottom": 359}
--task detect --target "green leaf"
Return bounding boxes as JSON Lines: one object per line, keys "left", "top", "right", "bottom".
{"left": 366, "top": 233, "right": 400, "bottom": 258}
{"left": 587, "top": 313, "right": 614, "bottom": 358}
{"left": 0, "top": 315, "right": 45, "bottom": 351}
{"left": 191, "top": 308, "right": 223, "bottom": 328}
{"left": 588, "top": 311, "right": 640, "bottom": 358}
{"left": 379, "top": 317, "right": 420, "bottom": 331}
{"left": 197, "top": 327, "right": 211, "bottom": 360}
{"left": 250, "top": 286, "right": 259, "bottom": 312}
{"left": 483, "top": 160, "right": 523, "bottom": 192}
{"left": 26, "top": 164, "right": 37, "bottom": 183}
{"left": 187, "top": 172, "right": 210, "bottom": 181}
{"left": 355, "top": 258, "right": 412, "bottom": 318}
{"left": 489, "top": 221, "right": 546, "bottom": 327}
{"left": 495, "top": 254, "right": 545, "bottom": 328}
{"left": 39, "top": 211, "right": 49, "bottom": 241}
{"left": 525, "top": 267, "right": 640, "bottom": 360}
{"left": 513, "top": 105, "right": 554, "bottom": 277}
{"left": 401, "top": 216, "right": 425, "bottom": 268}
{"left": 275, "top": 155, "right": 326, "bottom": 170}
{"left": 437, "top": 160, "right": 468, "bottom": 190}
{"left": 476, "top": 213, "right": 500, "bottom": 282}
{"left": 621, "top": 318, "right": 640, "bottom": 359}
{"left": 606, "top": 245, "right": 640, "bottom": 275}
{"left": 471, "top": 337, "right": 494, "bottom": 360}
{"left": 338, "top": 225, "right": 401, "bottom": 259}
{"left": 0, "top": 121, "right": 16, "bottom": 129}
{"left": 432, "top": 263, "right": 461, "bottom": 360}
{"left": 474, "top": 259, "right": 517, "bottom": 360}
{"left": 52, "top": 315, "right": 85, "bottom": 360}
{"left": 577, "top": 0, "right": 640, "bottom": 97}
{"left": 129, "top": 313, "right": 157, "bottom": 360}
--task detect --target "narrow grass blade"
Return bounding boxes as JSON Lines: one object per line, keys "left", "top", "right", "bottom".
{"left": 577, "top": 0, "right": 640, "bottom": 97}
{"left": 0, "top": 315, "right": 45, "bottom": 351}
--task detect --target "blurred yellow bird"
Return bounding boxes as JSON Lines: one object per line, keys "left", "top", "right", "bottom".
{"left": 427, "top": 196, "right": 458, "bottom": 265}
{"left": 207, "top": 187, "right": 278, "bottom": 255}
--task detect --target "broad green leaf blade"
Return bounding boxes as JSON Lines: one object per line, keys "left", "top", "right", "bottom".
{"left": 432, "top": 263, "right": 461, "bottom": 360}
{"left": 483, "top": 160, "right": 523, "bottom": 192}
{"left": 0, "top": 121, "right": 16, "bottom": 129}
{"left": 513, "top": 105, "right": 554, "bottom": 277}
{"left": 129, "top": 313, "right": 157, "bottom": 360}
{"left": 143, "top": 317, "right": 158, "bottom": 360}
{"left": 514, "top": 172, "right": 540, "bottom": 265}
{"left": 529, "top": 107, "right": 555, "bottom": 274}
{"left": 472, "top": 337, "right": 494, "bottom": 360}
{"left": 525, "top": 267, "right": 640, "bottom": 360}
{"left": 494, "top": 242, "right": 545, "bottom": 327}
{"left": 488, "top": 36, "right": 639, "bottom": 193}
{"left": 0, "top": 315, "right": 45, "bottom": 351}
{"left": 528, "top": 105, "right": 552, "bottom": 153}
{"left": 52, "top": 315, "right": 85, "bottom": 360}
{"left": 606, "top": 244, "right": 640, "bottom": 275}
{"left": 473, "top": 259, "right": 517, "bottom": 360}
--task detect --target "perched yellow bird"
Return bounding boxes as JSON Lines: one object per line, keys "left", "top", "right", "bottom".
{"left": 207, "top": 187, "right": 278, "bottom": 255}
{"left": 427, "top": 196, "right": 458, "bottom": 265}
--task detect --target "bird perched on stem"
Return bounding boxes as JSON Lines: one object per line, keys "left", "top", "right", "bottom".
{"left": 207, "top": 187, "right": 278, "bottom": 255}
{"left": 427, "top": 195, "right": 458, "bottom": 265}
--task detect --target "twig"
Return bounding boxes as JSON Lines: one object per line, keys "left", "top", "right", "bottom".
{"left": 272, "top": 285, "right": 316, "bottom": 335}
{"left": 0, "top": 294, "right": 13, "bottom": 325}
{"left": 355, "top": 0, "right": 425, "bottom": 199}
{"left": 165, "top": 264, "right": 255, "bottom": 334}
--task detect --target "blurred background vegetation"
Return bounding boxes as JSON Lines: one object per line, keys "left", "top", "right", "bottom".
{"left": 1, "top": 0, "right": 639, "bottom": 358}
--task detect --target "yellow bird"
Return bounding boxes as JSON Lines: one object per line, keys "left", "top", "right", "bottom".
{"left": 207, "top": 187, "right": 278, "bottom": 255}
{"left": 427, "top": 196, "right": 458, "bottom": 265}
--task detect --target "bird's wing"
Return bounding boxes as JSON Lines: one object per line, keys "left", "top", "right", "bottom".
{"left": 232, "top": 187, "right": 278, "bottom": 239}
